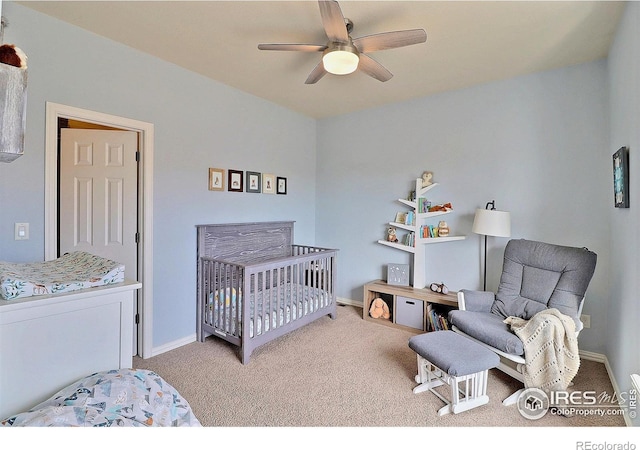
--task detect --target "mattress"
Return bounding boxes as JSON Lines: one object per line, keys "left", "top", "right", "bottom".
{"left": 0, "top": 369, "right": 201, "bottom": 427}
{"left": 207, "top": 282, "right": 330, "bottom": 337}
{"left": 0, "top": 251, "right": 125, "bottom": 300}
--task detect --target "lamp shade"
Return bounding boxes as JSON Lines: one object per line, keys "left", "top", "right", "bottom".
{"left": 472, "top": 208, "right": 511, "bottom": 237}
{"left": 322, "top": 49, "right": 359, "bottom": 75}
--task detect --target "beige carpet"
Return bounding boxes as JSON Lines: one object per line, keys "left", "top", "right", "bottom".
{"left": 133, "top": 305, "right": 625, "bottom": 428}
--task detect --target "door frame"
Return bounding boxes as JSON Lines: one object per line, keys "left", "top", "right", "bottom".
{"left": 44, "top": 102, "right": 154, "bottom": 359}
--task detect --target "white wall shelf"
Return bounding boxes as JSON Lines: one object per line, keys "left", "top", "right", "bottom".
{"left": 378, "top": 177, "right": 465, "bottom": 288}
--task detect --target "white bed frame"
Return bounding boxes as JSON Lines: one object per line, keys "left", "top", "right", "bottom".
{"left": 0, "top": 280, "right": 141, "bottom": 419}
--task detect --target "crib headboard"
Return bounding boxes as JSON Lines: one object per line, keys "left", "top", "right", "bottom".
{"left": 196, "top": 221, "right": 294, "bottom": 264}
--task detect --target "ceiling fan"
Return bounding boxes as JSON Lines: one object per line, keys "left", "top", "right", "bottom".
{"left": 257, "top": 0, "right": 427, "bottom": 84}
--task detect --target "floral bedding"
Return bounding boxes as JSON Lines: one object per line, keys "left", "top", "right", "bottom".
{"left": 0, "top": 251, "right": 125, "bottom": 300}
{"left": 0, "top": 369, "right": 201, "bottom": 427}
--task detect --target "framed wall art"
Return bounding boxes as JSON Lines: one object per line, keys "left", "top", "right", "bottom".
{"left": 387, "top": 263, "right": 410, "bottom": 286}
{"left": 246, "top": 171, "right": 261, "bottom": 193}
{"left": 208, "top": 168, "right": 225, "bottom": 191}
{"left": 228, "top": 169, "right": 243, "bottom": 192}
{"left": 613, "top": 146, "right": 629, "bottom": 208}
{"left": 277, "top": 176, "right": 287, "bottom": 195}
{"left": 263, "top": 173, "right": 276, "bottom": 194}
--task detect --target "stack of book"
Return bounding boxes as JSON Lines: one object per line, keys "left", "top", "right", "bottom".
{"left": 417, "top": 197, "right": 432, "bottom": 214}
{"left": 419, "top": 225, "right": 440, "bottom": 238}
{"left": 403, "top": 231, "right": 415, "bottom": 247}
{"left": 426, "top": 304, "right": 453, "bottom": 331}
{"left": 395, "top": 211, "right": 415, "bottom": 226}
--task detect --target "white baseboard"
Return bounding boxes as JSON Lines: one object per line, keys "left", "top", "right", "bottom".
{"left": 337, "top": 296, "right": 362, "bottom": 308}
{"left": 579, "top": 349, "right": 606, "bottom": 363}
{"left": 578, "top": 350, "right": 633, "bottom": 427}
{"left": 600, "top": 354, "right": 634, "bottom": 427}
{"left": 148, "top": 334, "right": 197, "bottom": 358}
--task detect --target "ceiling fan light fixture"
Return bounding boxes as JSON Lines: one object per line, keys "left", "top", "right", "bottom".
{"left": 258, "top": 0, "right": 428, "bottom": 84}
{"left": 322, "top": 44, "right": 359, "bottom": 75}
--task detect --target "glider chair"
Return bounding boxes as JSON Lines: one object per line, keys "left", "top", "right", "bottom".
{"left": 448, "top": 239, "right": 597, "bottom": 405}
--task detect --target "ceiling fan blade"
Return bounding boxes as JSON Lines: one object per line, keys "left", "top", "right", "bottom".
{"left": 258, "top": 44, "right": 327, "bottom": 52}
{"left": 353, "top": 29, "right": 427, "bottom": 53}
{"left": 318, "top": 0, "right": 349, "bottom": 43}
{"left": 305, "top": 61, "right": 327, "bottom": 84}
{"left": 357, "top": 54, "right": 393, "bottom": 82}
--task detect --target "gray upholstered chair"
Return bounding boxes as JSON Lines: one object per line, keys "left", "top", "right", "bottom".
{"left": 448, "top": 238, "right": 597, "bottom": 405}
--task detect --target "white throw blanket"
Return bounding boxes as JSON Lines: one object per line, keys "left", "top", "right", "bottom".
{"left": 504, "top": 308, "right": 580, "bottom": 393}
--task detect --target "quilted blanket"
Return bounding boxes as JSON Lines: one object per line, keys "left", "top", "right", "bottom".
{"left": 0, "top": 369, "right": 201, "bottom": 427}
{"left": 0, "top": 251, "right": 125, "bottom": 300}
{"left": 504, "top": 308, "right": 580, "bottom": 394}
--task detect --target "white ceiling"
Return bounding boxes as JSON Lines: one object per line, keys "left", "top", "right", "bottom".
{"left": 20, "top": 1, "right": 626, "bottom": 119}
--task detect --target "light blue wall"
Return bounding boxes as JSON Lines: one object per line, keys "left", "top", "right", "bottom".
{"left": 607, "top": 1, "right": 640, "bottom": 427}
{"left": 0, "top": 1, "right": 634, "bottom": 380}
{"left": 316, "top": 61, "right": 611, "bottom": 354}
{"left": 0, "top": 3, "right": 317, "bottom": 347}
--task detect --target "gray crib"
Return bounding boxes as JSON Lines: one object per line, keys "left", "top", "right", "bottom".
{"left": 196, "top": 221, "right": 337, "bottom": 364}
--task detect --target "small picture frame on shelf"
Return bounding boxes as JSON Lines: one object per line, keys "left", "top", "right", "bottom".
{"left": 387, "top": 263, "right": 410, "bottom": 286}
{"left": 208, "top": 168, "right": 224, "bottom": 191}
{"left": 277, "top": 176, "right": 287, "bottom": 195}
{"left": 263, "top": 173, "right": 276, "bottom": 194}
{"left": 228, "top": 169, "right": 243, "bottom": 192}
{"left": 246, "top": 171, "right": 261, "bottom": 193}
{"left": 613, "top": 146, "right": 629, "bottom": 208}
{"left": 395, "top": 212, "right": 407, "bottom": 224}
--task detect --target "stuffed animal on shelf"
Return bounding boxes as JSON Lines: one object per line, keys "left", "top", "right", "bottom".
{"left": 437, "top": 220, "right": 450, "bottom": 237}
{"left": 428, "top": 202, "right": 453, "bottom": 212}
{"left": 421, "top": 171, "right": 433, "bottom": 188}
{"left": 0, "top": 44, "right": 28, "bottom": 69}
{"left": 387, "top": 226, "right": 398, "bottom": 243}
{"left": 430, "top": 282, "right": 449, "bottom": 295}
{"left": 369, "top": 298, "right": 390, "bottom": 320}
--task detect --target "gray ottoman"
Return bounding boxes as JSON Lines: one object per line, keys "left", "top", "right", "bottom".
{"left": 408, "top": 330, "right": 499, "bottom": 415}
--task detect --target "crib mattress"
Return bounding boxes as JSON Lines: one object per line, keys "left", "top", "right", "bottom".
{"left": 0, "top": 251, "right": 125, "bottom": 300}
{"left": 207, "top": 282, "right": 330, "bottom": 337}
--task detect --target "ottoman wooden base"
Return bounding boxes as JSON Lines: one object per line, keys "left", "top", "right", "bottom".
{"left": 409, "top": 330, "right": 499, "bottom": 416}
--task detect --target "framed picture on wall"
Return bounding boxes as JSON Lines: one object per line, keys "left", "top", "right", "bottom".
{"left": 208, "top": 168, "right": 224, "bottom": 191}
{"left": 228, "top": 169, "right": 243, "bottom": 192}
{"left": 263, "top": 173, "right": 276, "bottom": 194}
{"left": 246, "top": 171, "right": 261, "bottom": 193}
{"left": 277, "top": 176, "right": 287, "bottom": 195}
{"left": 613, "top": 146, "right": 629, "bottom": 208}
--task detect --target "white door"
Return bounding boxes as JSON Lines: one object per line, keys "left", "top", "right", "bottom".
{"left": 59, "top": 128, "right": 139, "bottom": 349}
{"left": 59, "top": 129, "right": 138, "bottom": 278}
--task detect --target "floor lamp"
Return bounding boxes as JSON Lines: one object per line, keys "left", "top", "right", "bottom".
{"left": 472, "top": 200, "right": 511, "bottom": 290}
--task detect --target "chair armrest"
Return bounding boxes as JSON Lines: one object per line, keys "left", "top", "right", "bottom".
{"left": 457, "top": 289, "right": 495, "bottom": 313}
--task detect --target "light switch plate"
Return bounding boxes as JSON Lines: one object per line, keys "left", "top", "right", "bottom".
{"left": 14, "top": 222, "right": 29, "bottom": 240}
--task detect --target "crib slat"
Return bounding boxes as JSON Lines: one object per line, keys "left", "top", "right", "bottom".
{"left": 258, "top": 269, "right": 263, "bottom": 336}
{"left": 237, "top": 268, "right": 242, "bottom": 338}
{"left": 210, "top": 260, "right": 215, "bottom": 327}
{"left": 223, "top": 263, "right": 228, "bottom": 334}
{"left": 279, "top": 266, "right": 284, "bottom": 326}
{"left": 227, "top": 263, "right": 234, "bottom": 335}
